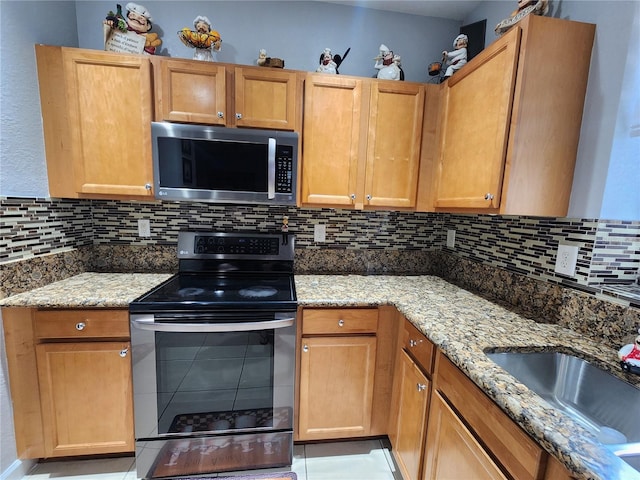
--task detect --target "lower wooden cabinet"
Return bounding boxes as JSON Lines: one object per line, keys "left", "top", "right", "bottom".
{"left": 296, "top": 307, "right": 396, "bottom": 441}
{"left": 425, "top": 351, "right": 548, "bottom": 480}
{"left": 388, "top": 316, "right": 435, "bottom": 480}
{"left": 424, "top": 391, "right": 508, "bottom": 480}
{"left": 2, "top": 307, "right": 134, "bottom": 459}
{"left": 298, "top": 334, "right": 377, "bottom": 439}
{"left": 36, "top": 341, "right": 134, "bottom": 457}
{"left": 392, "top": 350, "right": 430, "bottom": 480}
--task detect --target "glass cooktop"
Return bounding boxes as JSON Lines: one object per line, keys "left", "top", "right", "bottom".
{"left": 130, "top": 273, "right": 297, "bottom": 312}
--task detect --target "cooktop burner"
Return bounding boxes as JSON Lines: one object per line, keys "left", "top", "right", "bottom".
{"left": 239, "top": 286, "right": 278, "bottom": 298}
{"left": 130, "top": 231, "right": 297, "bottom": 313}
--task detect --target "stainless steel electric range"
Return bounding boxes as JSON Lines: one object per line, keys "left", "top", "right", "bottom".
{"left": 129, "top": 231, "right": 296, "bottom": 479}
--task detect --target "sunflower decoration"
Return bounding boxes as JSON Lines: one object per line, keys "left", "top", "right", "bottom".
{"left": 178, "top": 15, "right": 221, "bottom": 60}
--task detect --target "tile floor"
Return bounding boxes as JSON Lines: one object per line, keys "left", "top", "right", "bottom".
{"left": 21, "top": 439, "right": 403, "bottom": 480}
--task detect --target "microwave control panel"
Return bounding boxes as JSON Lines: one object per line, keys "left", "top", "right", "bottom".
{"left": 275, "top": 145, "right": 294, "bottom": 193}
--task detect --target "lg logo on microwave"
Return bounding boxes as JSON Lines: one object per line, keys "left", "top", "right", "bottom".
{"left": 158, "top": 191, "right": 168, "bottom": 196}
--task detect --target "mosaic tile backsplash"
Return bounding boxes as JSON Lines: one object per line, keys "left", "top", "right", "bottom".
{"left": 1, "top": 197, "right": 638, "bottom": 308}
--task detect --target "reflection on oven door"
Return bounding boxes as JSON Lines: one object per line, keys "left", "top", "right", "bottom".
{"left": 136, "top": 431, "right": 293, "bottom": 479}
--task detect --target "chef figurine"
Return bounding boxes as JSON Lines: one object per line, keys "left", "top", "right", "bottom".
{"left": 619, "top": 329, "right": 640, "bottom": 374}
{"left": 442, "top": 34, "right": 468, "bottom": 78}
{"left": 374, "top": 45, "right": 403, "bottom": 80}
{"left": 316, "top": 48, "right": 338, "bottom": 74}
{"left": 178, "top": 15, "right": 221, "bottom": 62}
{"left": 104, "top": 2, "right": 162, "bottom": 54}
{"left": 374, "top": 44, "right": 391, "bottom": 71}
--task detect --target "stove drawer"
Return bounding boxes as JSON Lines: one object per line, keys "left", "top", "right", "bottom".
{"left": 302, "top": 308, "right": 378, "bottom": 335}
{"left": 35, "top": 309, "right": 130, "bottom": 340}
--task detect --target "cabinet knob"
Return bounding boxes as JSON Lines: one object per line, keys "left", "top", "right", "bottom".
{"left": 120, "top": 347, "right": 129, "bottom": 358}
{"left": 303, "top": 344, "right": 309, "bottom": 353}
{"left": 145, "top": 183, "right": 152, "bottom": 191}
{"left": 75, "top": 322, "right": 86, "bottom": 331}
{"left": 235, "top": 113, "right": 243, "bottom": 120}
{"left": 484, "top": 193, "right": 494, "bottom": 200}
{"left": 338, "top": 319, "right": 345, "bottom": 327}
{"left": 366, "top": 194, "right": 372, "bottom": 201}
{"left": 217, "top": 112, "right": 224, "bottom": 118}
{"left": 417, "top": 383, "right": 427, "bottom": 392}
{"left": 350, "top": 193, "right": 356, "bottom": 200}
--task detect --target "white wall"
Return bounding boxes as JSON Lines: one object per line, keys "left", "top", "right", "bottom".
{"left": 0, "top": 4, "right": 78, "bottom": 477}
{"left": 74, "top": 1, "right": 460, "bottom": 81}
{"left": 0, "top": 0, "right": 79, "bottom": 198}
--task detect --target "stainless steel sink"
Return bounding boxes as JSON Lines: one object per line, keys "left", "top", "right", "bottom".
{"left": 486, "top": 351, "right": 640, "bottom": 470}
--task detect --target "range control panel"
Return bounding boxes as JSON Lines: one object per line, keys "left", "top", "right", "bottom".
{"left": 177, "top": 231, "right": 295, "bottom": 261}
{"left": 194, "top": 235, "right": 279, "bottom": 255}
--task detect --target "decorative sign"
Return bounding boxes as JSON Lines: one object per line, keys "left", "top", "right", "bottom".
{"left": 104, "top": 28, "right": 145, "bottom": 54}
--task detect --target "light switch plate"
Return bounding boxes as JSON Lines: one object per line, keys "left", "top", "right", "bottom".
{"left": 314, "top": 224, "right": 326, "bottom": 242}
{"left": 554, "top": 244, "right": 579, "bottom": 277}
{"left": 446, "top": 230, "right": 456, "bottom": 248}
{"left": 138, "top": 219, "right": 151, "bottom": 237}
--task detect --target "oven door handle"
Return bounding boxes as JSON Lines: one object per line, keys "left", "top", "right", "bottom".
{"left": 130, "top": 314, "right": 295, "bottom": 333}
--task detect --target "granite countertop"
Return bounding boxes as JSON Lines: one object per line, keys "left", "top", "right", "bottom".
{"left": 294, "top": 275, "right": 640, "bottom": 480}
{"left": 1, "top": 272, "right": 637, "bottom": 479}
{"left": 0, "top": 272, "right": 173, "bottom": 308}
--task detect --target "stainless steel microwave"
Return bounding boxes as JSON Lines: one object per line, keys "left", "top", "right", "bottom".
{"left": 151, "top": 122, "right": 298, "bottom": 205}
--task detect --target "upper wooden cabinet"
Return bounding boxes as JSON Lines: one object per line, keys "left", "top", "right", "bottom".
{"left": 36, "top": 45, "right": 154, "bottom": 199}
{"left": 432, "top": 15, "right": 595, "bottom": 216}
{"left": 301, "top": 74, "right": 425, "bottom": 209}
{"left": 233, "top": 66, "right": 302, "bottom": 130}
{"left": 153, "top": 58, "right": 303, "bottom": 131}
{"left": 153, "top": 57, "right": 227, "bottom": 125}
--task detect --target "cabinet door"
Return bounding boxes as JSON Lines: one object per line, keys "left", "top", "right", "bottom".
{"left": 234, "top": 67, "right": 299, "bottom": 130}
{"left": 366, "top": 81, "right": 424, "bottom": 208}
{"left": 424, "top": 392, "right": 508, "bottom": 480}
{"left": 434, "top": 26, "right": 520, "bottom": 210}
{"left": 36, "top": 342, "right": 134, "bottom": 457}
{"left": 301, "top": 74, "right": 364, "bottom": 207}
{"left": 298, "top": 335, "right": 376, "bottom": 440}
{"left": 60, "top": 48, "right": 153, "bottom": 197}
{"left": 393, "top": 350, "right": 430, "bottom": 480}
{"left": 156, "top": 58, "right": 226, "bottom": 125}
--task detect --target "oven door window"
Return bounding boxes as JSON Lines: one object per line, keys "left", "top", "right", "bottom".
{"left": 158, "top": 137, "right": 268, "bottom": 192}
{"left": 131, "top": 315, "right": 296, "bottom": 440}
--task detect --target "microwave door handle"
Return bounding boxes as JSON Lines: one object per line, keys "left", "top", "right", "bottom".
{"left": 268, "top": 138, "right": 276, "bottom": 199}
{"left": 131, "top": 316, "right": 294, "bottom": 333}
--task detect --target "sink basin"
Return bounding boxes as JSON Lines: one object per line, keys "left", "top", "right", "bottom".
{"left": 485, "top": 351, "right": 640, "bottom": 446}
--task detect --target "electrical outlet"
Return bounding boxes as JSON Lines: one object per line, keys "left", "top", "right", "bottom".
{"left": 138, "top": 219, "right": 151, "bottom": 237}
{"left": 554, "top": 244, "right": 579, "bottom": 277}
{"left": 446, "top": 230, "right": 456, "bottom": 248}
{"left": 314, "top": 224, "right": 326, "bottom": 242}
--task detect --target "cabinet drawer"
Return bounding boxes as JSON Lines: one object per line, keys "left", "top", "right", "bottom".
{"left": 35, "top": 310, "right": 130, "bottom": 340}
{"left": 402, "top": 319, "right": 435, "bottom": 375}
{"left": 302, "top": 308, "right": 378, "bottom": 335}
{"left": 436, "top": 352, "right": 545, "bottom": 480}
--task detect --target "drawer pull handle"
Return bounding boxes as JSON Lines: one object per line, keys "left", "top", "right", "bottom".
{"left": 338, "top": 319, "right": 345, "bottom": 327}
{"left": 120, "top": 347, "right": 129, "bottom": 358}
{"left": 75, "top": 322, "right": 86, "bottom": 331}
{"left": 303, "top": 344, "right": 309, "bottom": 353}
{"left": 409, "top": 339, "right": 423, "bottom": 347}
{"left": 417, "top": 383, "right": 427, "bottom": 392}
